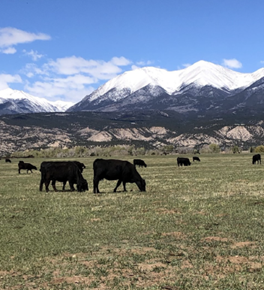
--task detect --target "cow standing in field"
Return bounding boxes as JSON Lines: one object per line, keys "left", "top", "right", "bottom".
{"left": 93, "top": 159, "right": 146, "bottom": 193}
{"left": 193, "top": 156, "right": 200, "bottom": 162}
{"left": 39, "top": 161, "right": 88, "bottom": 192}
{"left": 18, "top": 161, "right": 37, "bottom": 174}
{"left": 5, "top": 158, "right": 11, "bottom": 163}
{"left": 177, "top": 157, "right": 191, "bottom": 166}
{"left": 252, "top": 154, "right": 261, "bottom": 164}
{"left": 133, "top": 159, "right": 147, "bottom": 168}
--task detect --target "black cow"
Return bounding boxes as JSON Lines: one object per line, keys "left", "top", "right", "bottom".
{"left": 133, "top": 159, "right": 147, "bottom": 168}
{"left": 93, "top": 159, "right": 146, "bottom": 193}
{"left": 193, "top": 156, "right": 200, "bottom": 162}
{"left": 177, "top": 157, "right": 191, "bottom": 166}
{"left": 18, "top": 161, "right": 37, "bottom": 174}
{"left": 39, "top": 161, "right": 88, "bottom": 192}
{"left": 74, "top": 161, "right": 86, "bottom": 171}
{"left": 252, "top": 154, "right": 261, "bottom": 165}
{"left": 5, "top": 158, "right": 11, "bottom": 163}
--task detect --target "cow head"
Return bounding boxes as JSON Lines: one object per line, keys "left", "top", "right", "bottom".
{"left": 136, "top": 178, "right": 146, "bottom": 192}
{"left": 77, "top": 178, "right": 89, "bottom": 192}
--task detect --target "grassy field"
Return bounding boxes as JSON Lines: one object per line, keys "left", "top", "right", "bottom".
{"left": 1, "top": 154, "right": 264, "bottom": 289}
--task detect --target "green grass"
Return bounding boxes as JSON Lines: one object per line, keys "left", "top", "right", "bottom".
{"left": 1, "top": 154, "right": 264, "bottom": 289}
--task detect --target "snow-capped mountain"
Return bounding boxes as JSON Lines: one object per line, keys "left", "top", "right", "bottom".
{"left": 68, "top": 60, "right": 264, "bottom": 115}
{"left": 0, "top": 88, "right": 73, "bottom": 115}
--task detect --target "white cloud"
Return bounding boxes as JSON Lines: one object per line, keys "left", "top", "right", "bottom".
{"left": 1, "top": 47, "right": 16, "bottom": 54}
{"left": 21, "top": 55, "right": 133, "bottom": 102}
{"left": 223, "top": 58, "right": 242, "bottom": 69}
{"left": 0, "top": 27, "right": 50, "bottom": 54}
{"left": 111, "top": 56, "right": 131, "bottom": 66}
{"left": 136, "top": 60, "right": 153, "bottom": 66}
{"left": 23, "top": 49, "right": 44, "bottom": 61}
{"left": 131, "top": 65, "right": 140, "bottom": 70}
{"left": 45, "top": 56, "right": 131, "bottom": 80}
{"left": 25, "top": 76, "right": 95, "bottom": 102}
{"left": 0, "top": 74, "right": 22, "bottom": 90}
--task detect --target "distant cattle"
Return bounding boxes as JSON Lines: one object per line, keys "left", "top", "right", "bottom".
{"left": 193, "top": 156, "right": 200, "bottom": 162}
{"left": 5, "top": 158, "right": 11, "bottom": 163}
{"left": 18, "top": 161, "right": 37, "bottom": 174}
{"left": 252, "top": 154, "right": 261, "bottom": 165}
{"left": 133, "top": 159, "right": 147, "bottom": 168}
{"left": 39, "top": 161, "right": 88, "bottom": 192}
{"left": 177, "top": 157, "right": 191, "bottom": 166}
{"left": 93, "top": 159, "right": 146, "bottom": 193}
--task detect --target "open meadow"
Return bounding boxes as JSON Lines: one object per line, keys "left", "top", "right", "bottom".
{"left": 1, "top": 154, "right": 264, "bottom": 289}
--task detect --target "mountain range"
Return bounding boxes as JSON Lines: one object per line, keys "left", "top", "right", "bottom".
{"left": 1, "top": 61, "right": 264, "bottom": 117}
{"left": 0, "top": 88, "right": 73, "bottom": 115}
{"left": 68, "top": 60, "right": 264, "bottom": 119}
{"left": 2, "top": 60, "right": 264, "bottom": 154}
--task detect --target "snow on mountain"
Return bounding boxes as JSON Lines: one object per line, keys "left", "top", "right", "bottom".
{"left": 51, "top": 100, "right": 74, "bottom": 111}
{"left": 86, "top": 60, "right": 264, "bottom": 102}
{"left": 0, "top": 88, "right": 73, "bottom": 114}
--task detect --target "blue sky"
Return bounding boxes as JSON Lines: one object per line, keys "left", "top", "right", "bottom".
{"left": 1, "top": 0, "right": 264, "bottom": 104}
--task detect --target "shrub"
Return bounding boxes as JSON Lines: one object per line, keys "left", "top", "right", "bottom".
{"left": 209, "top": 143, "right": 220, "bottom": 153}
{"left": 255, "top": 145, "right": 264, "bottom": 153}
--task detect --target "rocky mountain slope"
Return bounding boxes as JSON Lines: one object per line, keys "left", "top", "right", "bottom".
{"left": 0, "top": 111, "right": 263, "bottom": 155}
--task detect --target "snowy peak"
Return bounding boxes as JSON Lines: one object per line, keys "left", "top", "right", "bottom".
{"left": 0, "top": 88, "right": 73, "bottom": 115}
{"left": 86, "top": 60, "right": 264, "bottom": 102}
{"left": 68, "top": 60, "right": 264, "bottom": 113}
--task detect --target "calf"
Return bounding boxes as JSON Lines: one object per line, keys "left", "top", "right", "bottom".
{"left": 93, "top": 158, "right": 146, "bottom": 193}
{"left": 133, "top": 159, "right": 147, "bottom": 168}
{"left": 177, "top": 157, "right": 191, "bottom": 166}
{"left": 18, "top": 161, "right": 37, "bottom": 174}
{"left": 252, "top": 154, "right": 261, "bottom": 165}
{"left": 193, "top": 156, "right": 200, "bottom": 162}
{"left": 39, "top": 161, "right": 88, "bottom": 192}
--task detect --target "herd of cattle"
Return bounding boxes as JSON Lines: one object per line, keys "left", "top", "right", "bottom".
{"left": 16, "top": 158, "right": 147, "bottom": 193}
{"left": 4, "top": 153, "right": 262, "bottom": 193}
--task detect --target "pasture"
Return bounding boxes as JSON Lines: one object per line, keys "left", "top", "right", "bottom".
{"left": 1, "top": 154, "right": 264, "bottom": 289}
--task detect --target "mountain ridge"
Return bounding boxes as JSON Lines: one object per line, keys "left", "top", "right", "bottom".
{"left": 0, "top": 88, "right": 73, "bottom": 115}
{"left": 68, "top": 60, "right": 264, "bottom": 113}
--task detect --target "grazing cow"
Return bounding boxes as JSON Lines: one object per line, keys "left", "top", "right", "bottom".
{"left": 252, "top": 154, "right": 261, "bottom": 165}
{"left": 39, "top": 161, "right": 88, "bottom": 192}
{"left": 5, "top": 158, "right": 11, "bottom": 163}
{"left": 193, "top": 156, "right": 200, "bottom": 162}
{"left": 60, "top": 161, "right": 86, "bottom": 190}
{"left": 133, "top": 159, "right": 147, "bottom": 168}
{"left": 18, "top": 161, "right": 37, "bottom": 174}
{"left": 93, "top": 158, "right": 146, "bottom": 193}
{"left": 177, "top": 157, "right": 191, "bottom": 166}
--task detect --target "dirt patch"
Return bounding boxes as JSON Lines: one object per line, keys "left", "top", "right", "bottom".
{"left": 162, "top": 231, "right": 186, "bottom": 239}
{"left": 231, "top": 241, "right": 256, "bottom": 248}
{"left": 202, "top": 236, "right": 229, "bottom": 243}
{"left": 3, "top": 244, "right": 264, "bottom": 289}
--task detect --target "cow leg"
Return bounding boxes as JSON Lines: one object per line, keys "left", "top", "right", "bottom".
{"left": 62, "top": 181, "right": 66, "bottom": 191}
{"left": 51, "top": 180, "right": 58, "bottom": 192}
{"left": 123, "top": 182, "right": 127, "bottom": 192}
{"left": 114, "top": 179, "right": 122, "bottom": 192}
{"left": 39, "top": 179, "right": 44, "bottom": 191}
{"left": 69, "top": 182, "right": 75, "bottom": 191}
{"left": 45, "top": 181, "right": 50, "bottom": 192}
{"left": 93, "top": 178, "right": 100, "bottom": 194}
